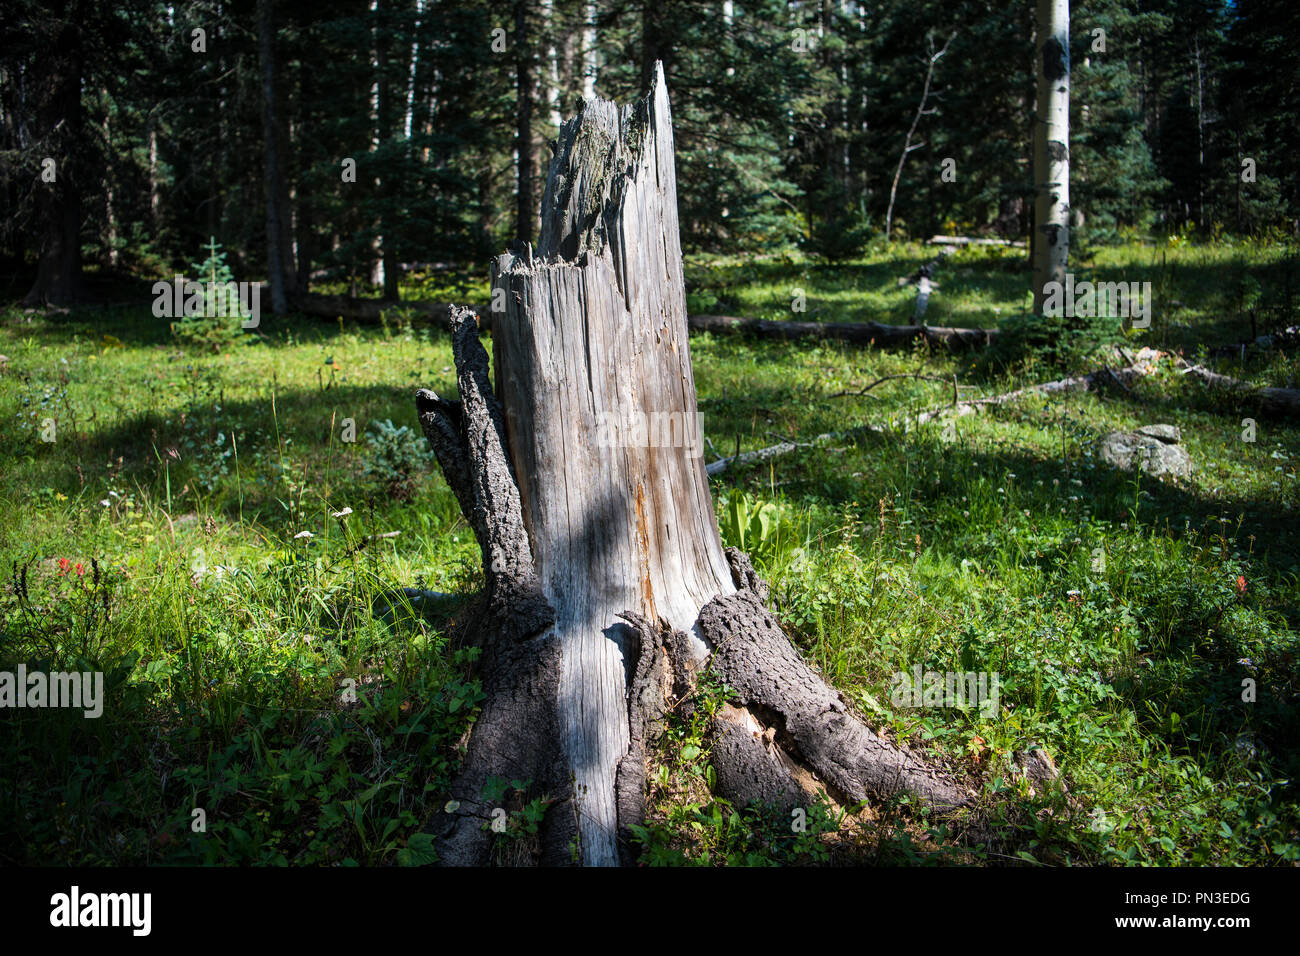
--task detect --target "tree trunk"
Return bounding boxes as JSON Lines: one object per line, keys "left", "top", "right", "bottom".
{"left": 102, "top": 96, "right": 118, "bottom": 269}
{"left": 514, "top": 0, "right": 535, "bottom": 245}
{"left": 583, "top": 0, "right": 598, "bottom": 99}
{"left": 1031, "top": 0, "right": 1070, "bottom": 316}
{"left": 374, "top": 0, "right": 403, "bottom": 301}
{"left": 541, "top": 0, "right": 562, "bottom": 129}
{"left": 294, "top": 62, "right": 316, "bottom": 294}
{"left": 417, "top": 66, "right": 968, "bottom": 867}
{"left": 258, "top": 0, "right": 295, "bottom": 314}
{"left": 23, "top": 20, "right": 84, "bottom": 307}
{"left": 884, "top": 33, "right": 952, "bottom": 243}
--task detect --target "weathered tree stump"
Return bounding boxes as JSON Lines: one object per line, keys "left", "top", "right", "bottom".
{"left": 416, "top": 64, "right": 968, "bottom": 867}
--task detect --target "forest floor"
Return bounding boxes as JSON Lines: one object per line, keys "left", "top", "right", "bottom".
{"left": 1, "top": 238, "right": 1297, "bottom": 865}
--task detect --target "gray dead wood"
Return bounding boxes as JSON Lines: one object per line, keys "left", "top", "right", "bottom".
{"left": 686, "top": 313, "right": 998, "bottom": 349}
{"left": 698, "top": 557, "right": 970, "bottom": 810}
{"left": 417, "top": 66, "right": 970, "bottom": 867}
{"left": 1176, "top": 360, "right": 1300, "bottom": 418}
{"left": 416, "top": 309, "right": 568, "bottom": 865}
{"left": 927, "top": 235, "right": 1026, "bottom": 248}
{"left": 707, "top": 348, "right": 1170, "bottom": 476}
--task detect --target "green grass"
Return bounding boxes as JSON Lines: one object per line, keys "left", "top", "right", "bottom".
{"left": 1, "top": 238, "right": 1298, "bottom": 865}
{"left": 685, "top": 236, "right": 1300, "bottom": 348}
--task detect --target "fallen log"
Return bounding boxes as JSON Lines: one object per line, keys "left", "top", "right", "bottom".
{"left": 686, "top": 314, "right": 998, "bottom": 348}
{"left": 288, "top": 291, "right": 458, "bottom": 325}
{"left": 1175, "top": 360, "right": 1300, "bottom": 418}
{"left": 927, "top": 235, "right": 1026, "bottom": 248}
{"left": 277, "top": 289, "right": 1001, "bottom": 350}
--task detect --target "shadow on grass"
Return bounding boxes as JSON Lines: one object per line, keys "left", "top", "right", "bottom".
{"left": 5, "top": 380, "right": 460, "bottom": 536}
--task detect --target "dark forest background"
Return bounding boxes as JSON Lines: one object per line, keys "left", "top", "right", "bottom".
{"left": 2, "top": 0, "right": 1298, "bottom": 307}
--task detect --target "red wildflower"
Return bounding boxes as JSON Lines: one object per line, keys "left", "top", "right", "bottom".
{"left": 74, "top": 563, "right": 85, "bottom": 577}
{"left": 1236, "top": 575, "right": 1248, "bottom": 596}
{"left": 57, "top": 558, "right": 70, "bottom": 575}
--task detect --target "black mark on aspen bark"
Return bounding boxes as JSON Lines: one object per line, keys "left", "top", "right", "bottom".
{"left": 1041, "top": 37, "right": 1068, "bottom": 81}
{"left": 1039, "top": 224, "right": 1065, "bottom": 247}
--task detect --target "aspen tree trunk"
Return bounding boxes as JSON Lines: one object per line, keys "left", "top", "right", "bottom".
{"left": 417, "top": 65, "right": 968, "bottom": 867}
{"left": 367, "top": 0, "right": 385, "bottom": 291}
{"left": 374, "top": 0, "right": 405, "bottom": 301}
{"left": 1032, "top": 0, "right": 1069, "bottom": 316}
{"left": 149, "top": 127, "right": 161, "bottom": 227}
{"left": 103, "top": 99, "right": 118, "bottom": 268}
{"left": 294, "top": 68, "right": 316, "bottom": 293}
{"left": 541, "top": 0, "right": 562, "bottom": 129}
{"left": 583, "top": 0, "right": 598, "bottom": 99}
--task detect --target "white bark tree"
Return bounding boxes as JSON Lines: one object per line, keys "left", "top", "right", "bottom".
{"left": 583, "top": 0, "right": 598, "bottom": 98}
{"left": 1032, "top": 0, "right": 1070, "bottom": 315}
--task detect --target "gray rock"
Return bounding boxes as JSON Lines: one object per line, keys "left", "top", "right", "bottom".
{"left": 1099, "top": 428, "right": 1192, "bottom": 478}
{"left": 1133, "top": 423, "right": 1181, "bottom": 444}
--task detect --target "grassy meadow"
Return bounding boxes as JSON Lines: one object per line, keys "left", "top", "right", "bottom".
{"left": 1, "top": 238, "right": 1298, "bottom": 866}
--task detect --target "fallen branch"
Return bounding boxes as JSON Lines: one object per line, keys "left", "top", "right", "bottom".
{"left": 909, "top": 350, "right": 1156, "bottom": 426}
{"left": 706, "top": 348, "right": 1167, "bottom": 476}
{"left": 704, "top": 422, "right": 893, "bottom": 477}
{"left": 705, "top": 437, "right": 826, "bottom": 477}
{"left": 827, "top": 371, "right": 958, "bottom": 400}
{"left": 1175, "top": 360, "right": 1300, "bottom": 418}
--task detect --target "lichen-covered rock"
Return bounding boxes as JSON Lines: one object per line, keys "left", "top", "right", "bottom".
{"left": 1133, "top": 423, "right": 1181, "bottom": 444}
{"left": 1098, "top": 426, "right": 1192, "bottom": 479}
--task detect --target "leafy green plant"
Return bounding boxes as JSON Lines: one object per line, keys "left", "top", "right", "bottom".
{"left": 718, "top": 487, "right": 804, "bottom": 571}
{"left": 363, "top": 419, "right": 432, "bottom": 500}
{"left": 993, "top": 304, "right": 1125, "bottom": 373}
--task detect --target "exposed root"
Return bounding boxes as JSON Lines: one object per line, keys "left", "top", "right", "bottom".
{"left": 608, "top": 550, "right": 971, "bottom": 864}
{"left": 697, "top": 554, "right": 972, "bottom": 812}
